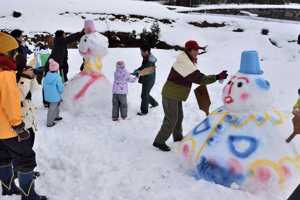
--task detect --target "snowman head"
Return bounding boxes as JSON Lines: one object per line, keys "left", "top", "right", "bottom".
{"left": 222, "top": 51, "right": 275, "bottom": 112}
{"left": 78, "top": 32, "right": 108, "bottom": 61}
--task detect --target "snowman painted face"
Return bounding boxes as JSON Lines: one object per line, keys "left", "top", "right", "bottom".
{"left": 78, "top": 32, "right": 108, "bottom": 60}
{"left": 222, "top": 72, "right": 275, "bottom": 112}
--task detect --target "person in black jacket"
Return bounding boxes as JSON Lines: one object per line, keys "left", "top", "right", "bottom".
{"left": 43, "top": 28, "right": 91, "bottom": 107}
{"left": 10, "top": 29, "right": 33, "bottom": 57}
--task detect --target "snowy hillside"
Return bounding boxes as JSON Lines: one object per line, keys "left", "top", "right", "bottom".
{"left": 2, "top": 0, "right": 300, "bottom": 200}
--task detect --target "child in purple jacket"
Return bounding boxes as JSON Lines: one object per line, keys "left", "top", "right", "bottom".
{"left": 112, "top": 61, "right": 138, "bottom": 121}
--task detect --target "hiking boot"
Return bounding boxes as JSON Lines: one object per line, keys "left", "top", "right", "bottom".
{"left": 150, "top": 103, "right": 159, "bottom": 108}
{"left": 47, "top": 123, "right": 55, "bottom": 127}
{"left": 55, "top": 117, "right": 63, "bottom": 121}
{"left": 137, "top": 112, "right": 147, "bottom": 116}
{"left": 174, "top": 136, "right": 183, "bottom": 142}
{"left": 153, "top": 142, "right": 171, "bottom": 152}
{"left": 43, "top": 103, "right": 49, "bottom": 108}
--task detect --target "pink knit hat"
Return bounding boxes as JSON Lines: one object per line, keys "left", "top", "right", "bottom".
{"left": 49, "top": 59, "right": 59, "bottom": 71}
{"left": 116, "top": 61, "right": 125, "bottom": 69}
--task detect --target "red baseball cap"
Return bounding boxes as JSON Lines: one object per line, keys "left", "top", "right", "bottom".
{"left": 185, "top": 40, "right": 203, "bottom": 50}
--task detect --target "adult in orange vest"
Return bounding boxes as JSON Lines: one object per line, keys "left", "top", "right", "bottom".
{"left": 0, "top": 32, "right": 47, "bottom": 200}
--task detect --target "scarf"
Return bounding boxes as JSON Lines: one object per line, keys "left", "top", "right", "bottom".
{"left": 192, "top": 57, "right": 198, "bottom": 63}
{"left": 0, "top": 55, "right": 17, "bottom": 71}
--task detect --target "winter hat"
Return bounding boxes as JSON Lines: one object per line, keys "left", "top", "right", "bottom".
{"left": 49, "top": 59, "right": 59, "bottom": 71}
{"left": 185, "top": 40, "right": 203, "bottom": 50}
{"left": 239, "top": 51, "right": 263, "bottom": 75}
{"left": 84, "top": 20, "right": 97, "bottom": 33}
{"left": 10, "top": 29, "right": 23, "bottom": 39}
{"left": 116, "top": 61, "right": 125, "bottom": 69}
{"left": 55, "top": 30, "right": 64, "bottom": 38}
{"left": 140, "top": 43, "right": 151, "bottom": 52}
{"left": 0, "top": 32, "right": 19, "bottom": 54}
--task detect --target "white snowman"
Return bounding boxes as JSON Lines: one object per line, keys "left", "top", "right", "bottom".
{"left": 61, "top": 20, "right": 111, "bottom": 115}
{"left": 178, "top": 51, "right": 300, "bottom": 196}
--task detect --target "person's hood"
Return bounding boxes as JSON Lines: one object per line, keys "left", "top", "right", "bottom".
{"left": 173, "top": 52, "right": 197, "bottom": 77}
{"left": 44, "top": 73, "right": 60, "bottom": 84}
{"left": 148, "top": 53, "right": 157, "bottom": 62}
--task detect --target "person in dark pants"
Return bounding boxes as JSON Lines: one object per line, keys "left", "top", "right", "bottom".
{"left": 133, "top": 43, "right": 159, "bottom": 116}
{"left": 43, "top": 28, "right": 90, "bottom": 107}
{"left": 153, "top": 40, "right": 228, "bottom": 152}
{"left": 0, "top": 32, "right": 47, "bottom": 200}
{"left": 14, "top": 54, "right": 41, "bottom": 179}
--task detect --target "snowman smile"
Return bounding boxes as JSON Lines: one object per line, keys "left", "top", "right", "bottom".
{"left": 224, "top": 96, "right": 234, "bottom": 104}
{"left": 79, "top": 48, "right": 92, "bottom": 55}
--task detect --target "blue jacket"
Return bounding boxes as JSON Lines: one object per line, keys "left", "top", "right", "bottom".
{"left": 43, "top": 73, "right": 65, "bottom": 102}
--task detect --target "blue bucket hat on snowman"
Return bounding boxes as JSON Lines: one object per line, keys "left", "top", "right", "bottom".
{"left": 239, "top": 51, "right": 263, "bottom": 74}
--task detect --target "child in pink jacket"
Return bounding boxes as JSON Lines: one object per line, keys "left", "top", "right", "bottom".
{"left": 112, "top": 61, "right": 138, "bottom": 121}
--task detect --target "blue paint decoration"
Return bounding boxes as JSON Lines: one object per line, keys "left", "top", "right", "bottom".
{"left": 216, "top": 124, "right": 224, "bottom": 133}
{"left": 225, "top": 114, "right": 234, "bottom": 122}
{"left": 255, "top": 115, "right": 265, "bottom": 124}
{"left": 255, "top": 78, "right": 270, "bottom": 90}
{"left": 192, "top": 118, "right": 211, "bottom": 136}
{"left": 234, "top": 116, "right": 247, "bottom": 126}
{"left": 217, "top": 108, "right": 223, "bottom": 113}
{"left": 195, "top": 156, "right": 245, "bottom": 188}
{"left": 270, "top": 116, "right": 280, "bottom": 123}
{"left": 228, "top": 135, "right": 258, "bottom": 158}
{"left": 207, "top": 136, "right": 219, "bottom": 146}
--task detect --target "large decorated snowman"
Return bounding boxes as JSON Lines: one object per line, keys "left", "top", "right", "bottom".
{"left": 61, "top": 20, "right": 111, "bottom": 115}
{"left": 178, "top": 51, "right": 300, "bottom": 195}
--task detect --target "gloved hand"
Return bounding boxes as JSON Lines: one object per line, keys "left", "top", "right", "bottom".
{"left": 12, "top": 122, "right": 30, "bottom": 142}
{"left": 216, "top": 70, "right": 228, "bottom": 80}
{"left": 132, "top": 69, "right": 139, "bottom": 76}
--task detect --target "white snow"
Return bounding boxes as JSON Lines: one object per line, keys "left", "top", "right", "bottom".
{"left": 1, "top": 0, "right": 300, "bottom": 199}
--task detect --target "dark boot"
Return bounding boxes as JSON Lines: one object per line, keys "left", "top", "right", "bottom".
{"left": 13, "top": 166, "right": 18, "bottom": 179}
{"left": 18, "top": 171, "right": 48, "bottom": 200}
{"left": 0, "top": 164, "right": 21, "bottom": 195}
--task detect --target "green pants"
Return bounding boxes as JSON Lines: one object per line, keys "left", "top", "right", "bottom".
{"left": 140, "top": 83, "right": 158, "bottom": 114}
{"left": 154, "top": 96, "right": 183, "bottom": 144}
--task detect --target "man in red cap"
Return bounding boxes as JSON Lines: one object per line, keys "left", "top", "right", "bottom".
{"left": 153, "top": 40, "right": 228, "bottom": 151}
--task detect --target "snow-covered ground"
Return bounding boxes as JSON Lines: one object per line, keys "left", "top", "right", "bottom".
{"left": 2, "top": 0, "right": 300, "bottom": 199}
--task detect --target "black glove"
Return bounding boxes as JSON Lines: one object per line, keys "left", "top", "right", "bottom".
{"left": 216, "top": 70, "right": 228, "bottom": 80}
{"left": 12, "top": 122, "right": 30, "bottom": 142}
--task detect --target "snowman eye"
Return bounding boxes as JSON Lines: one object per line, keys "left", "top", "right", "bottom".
{"left": 228, "top": 81, "right": 232, "bottom": 85}
{"left": 84, "top": 39, "right": 87, "bottom": 42}
{"left": 237, "top": 82, "right": 243, "bottom": 87}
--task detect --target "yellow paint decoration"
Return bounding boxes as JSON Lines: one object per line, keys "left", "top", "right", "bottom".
{"left": 95, "top": 55, "right": 103, "bottom": 71}
{"left": 249, "top": 159, "right": 285, "bottom": 184}
{"left": 178, "top": 138, "right": 196, "bottom": 163}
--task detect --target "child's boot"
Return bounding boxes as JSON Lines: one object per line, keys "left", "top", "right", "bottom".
{"left": 18, "top": 171, "right": 48, "bottom": 200}
{"left": 0, "top": 164, "right": 21, "bottom": 195}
